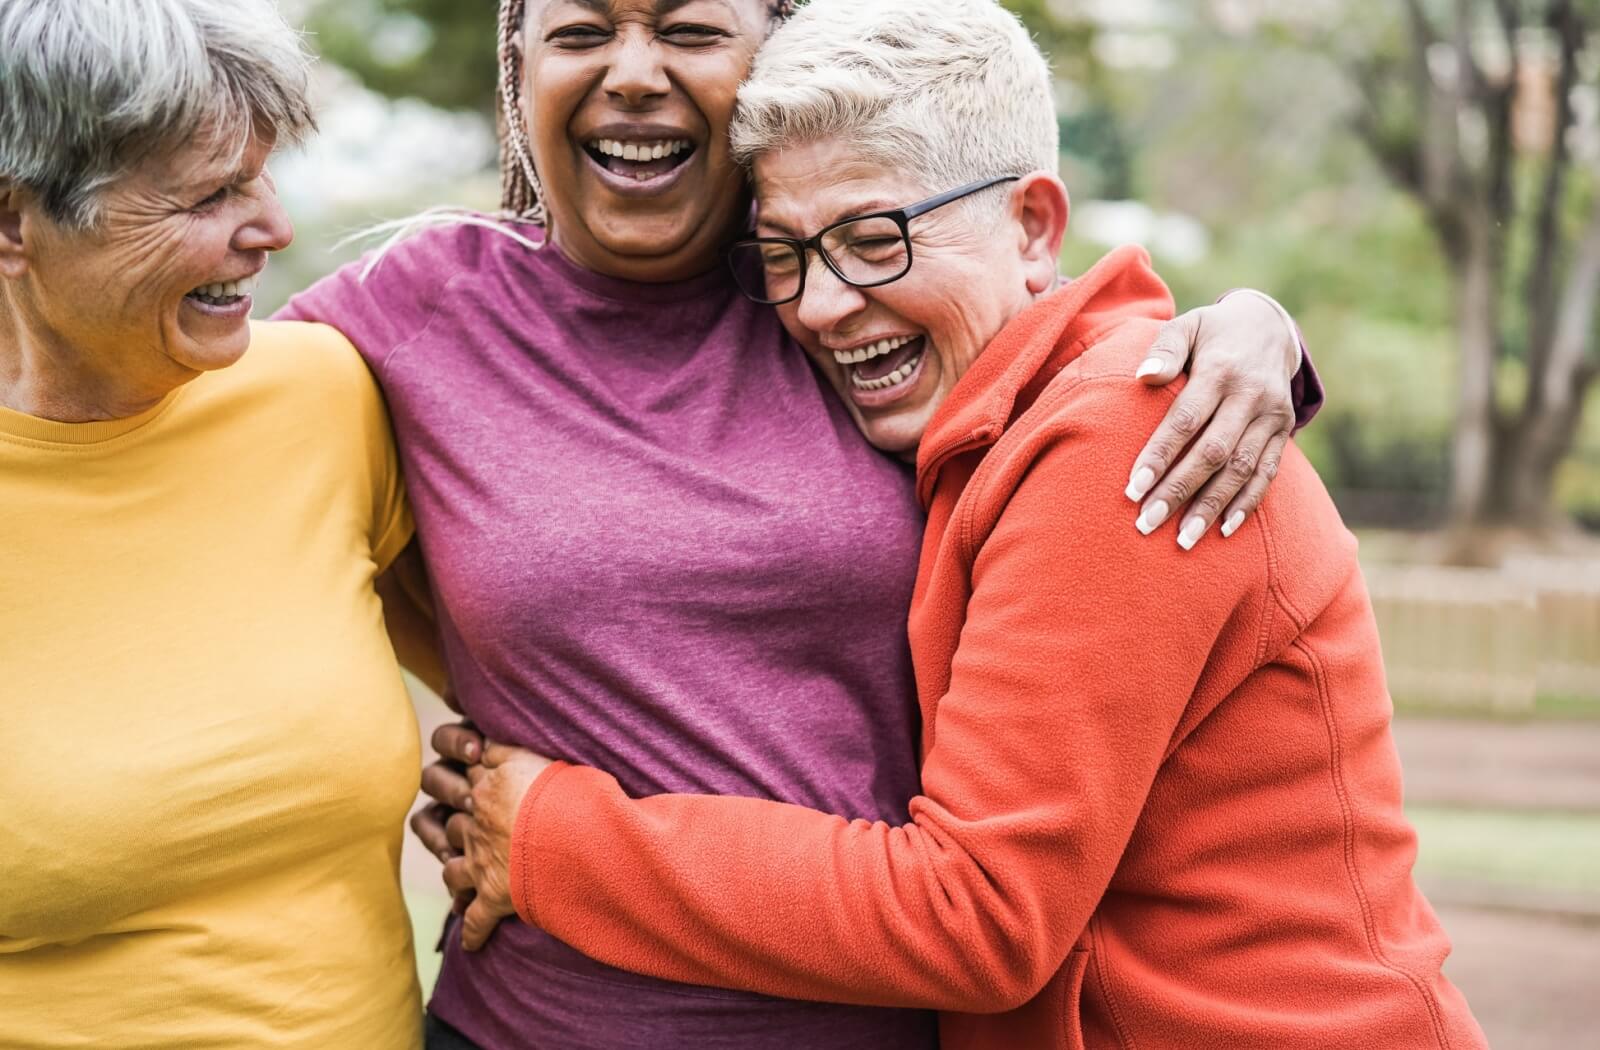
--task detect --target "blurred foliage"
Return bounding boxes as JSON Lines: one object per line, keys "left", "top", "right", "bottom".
{"left": 303, "top": 0, "right": 498, "bottom": 113}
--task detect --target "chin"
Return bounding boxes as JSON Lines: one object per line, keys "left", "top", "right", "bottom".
{"left": 857, "top": 416, "right": 928, "bottom": 459}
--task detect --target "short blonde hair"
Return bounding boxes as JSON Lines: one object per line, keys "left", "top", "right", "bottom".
{"left": 730, "top": 0, "right": 1058, "bottom": 208}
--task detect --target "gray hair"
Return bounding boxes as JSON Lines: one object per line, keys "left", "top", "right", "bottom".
{"left": 730, "top": 0, "right": 1059, "bottom": 215}
{"left": 0, "top": 0, "right": 316, "bottom": 228}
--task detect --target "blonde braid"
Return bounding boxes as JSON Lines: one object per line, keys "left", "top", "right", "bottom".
{"left": 495, "top": 0, "right": 797, "bottom": 222}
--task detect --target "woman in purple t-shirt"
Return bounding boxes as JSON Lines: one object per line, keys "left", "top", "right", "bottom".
{"left": 283, "top": 2, "right": 1319, "bottom": 1047}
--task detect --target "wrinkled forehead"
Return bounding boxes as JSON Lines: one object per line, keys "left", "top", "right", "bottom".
{"left": 753, "top": 140, "right": 935, "bottom": 235}
{"left": 523, "top": 0, "right": 775, "bottom": 29}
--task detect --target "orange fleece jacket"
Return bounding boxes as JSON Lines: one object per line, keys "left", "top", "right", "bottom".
{"left": 509, "top": 246, "right": 1486, "bottom": 1050}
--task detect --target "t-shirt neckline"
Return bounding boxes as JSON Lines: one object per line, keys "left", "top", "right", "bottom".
{"left": 0, "top": 386, "right": 185, "bottom": 448}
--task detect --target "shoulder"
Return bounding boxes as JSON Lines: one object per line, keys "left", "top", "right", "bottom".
{"left": 276, "top": 219, "right": 540, "bottom": 366}
{"left": 224, "top": 321, "right": 387, "bottom": 430}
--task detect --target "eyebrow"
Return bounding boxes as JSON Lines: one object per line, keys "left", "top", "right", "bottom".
{"left": 759, "top": 199, "right": 903, "bottom": 237}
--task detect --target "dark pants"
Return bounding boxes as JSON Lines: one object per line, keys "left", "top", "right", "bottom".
{"left": 425, "top": 1013, "right": 483, "bottom": 1050}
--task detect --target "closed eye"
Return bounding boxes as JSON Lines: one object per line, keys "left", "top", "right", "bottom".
{"left": 549, "top": 24, "right": 610, "bottom": 46}
{"left": 662, "top": 23, "right": 728, "bottom": 44}
{"left": 191, "top": 187, "right": 229, "bottom": 212}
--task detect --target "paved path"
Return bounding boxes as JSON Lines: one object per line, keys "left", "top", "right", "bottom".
{"left": 1392, "top": 716, "right": 1600, "bottom": 811}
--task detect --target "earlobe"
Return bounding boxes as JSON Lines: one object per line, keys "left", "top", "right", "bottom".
{"left": 1013, "top": 173, "right": 1069, "bottom": 296}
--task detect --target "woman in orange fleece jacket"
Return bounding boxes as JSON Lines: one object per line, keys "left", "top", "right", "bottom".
{"left": 444, "top": 2, "right": 1488, "bottom": 1047}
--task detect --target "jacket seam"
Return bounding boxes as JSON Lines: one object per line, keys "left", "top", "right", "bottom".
{"left": 1251, "top": 502, "right": 1280, "bottom": 665}
{"left": 1294, "top": 635, "right": 1453, "bottom": 1049}
{"left": 1088, "top": 914, "right": 1136, "bottom": 1050}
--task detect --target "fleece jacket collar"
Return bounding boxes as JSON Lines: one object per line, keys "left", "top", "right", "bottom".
{"left": 913, "top": 244, "right": 1175, "bottom": 508}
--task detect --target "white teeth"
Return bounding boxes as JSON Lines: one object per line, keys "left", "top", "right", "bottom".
{"left": 849, "top": 351, "right": 925, "bottom": 391}
{"left": 832, "top": 334, "right": 916, "bottom": 367}
{"left": 190, "top": 274, "right": 258, "bottom": 301}
{"left": 588, "top": 138, "right": 693, "bottom": 160}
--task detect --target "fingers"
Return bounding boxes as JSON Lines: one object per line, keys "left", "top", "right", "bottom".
{"left": 445, "top": 811, "right": 474, "bottom": 854}
{"left": 1136, "top": 397, "right": 1256, "bottom": 542}
{"left": 461, "top": 898, "right": 504, "bottom": 953}
{"left": 1127, "top": 382, "right": 1224, "bottom": 508}
{"left": 1171, "top": 416, "right": 1284, "bottom": 550}
{"left": 1219, "top": 429, "right": 1290, "bottom": 538}
{"left": 420, "top": 761, "right": 475, "bottom": 813}
{"left": 442, "top": 855, "right": 476, "bottom": 900}
{"left": 410, "top": 802, "right": 457, "bottom": 863}
{"left": 432, "top": 722, "right": 484, "bottom": 764}
{"left": 481, "top": 741, "right": 524, "bottom": 768}
{"left": 1135, "top": 312, "right": 1199, "bottom": 388}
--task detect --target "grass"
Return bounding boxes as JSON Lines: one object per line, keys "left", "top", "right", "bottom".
{"left": 1407, "top": 805, "right": 1600, "bottom": 896}
{"left": 1392, "top": 695, "right": 1600, "bottom": 722}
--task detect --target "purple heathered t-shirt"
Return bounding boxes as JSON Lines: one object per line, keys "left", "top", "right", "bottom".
{"left": 278, "top": 225, "right": 937, "bottom": 1050}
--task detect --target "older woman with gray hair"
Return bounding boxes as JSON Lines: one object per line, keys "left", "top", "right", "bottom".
{"left": 0, "top": 2, "right": 425, "bottom": 1046}
{"left": 450, "top": 2, "right": 1487, "bottom": 1048}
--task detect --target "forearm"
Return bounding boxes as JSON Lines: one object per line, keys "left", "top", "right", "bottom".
{"left": 376, "top": 544, "right": 449, "bottom": 697}
{"left": 514, "top": 762, "right": 1125, "bottom": 1012}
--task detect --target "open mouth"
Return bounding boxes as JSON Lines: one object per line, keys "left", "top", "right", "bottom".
{"left": 836, "top": 334, "right": 928, "bottom": 393}
{"left": 583, "top": 137, "right": 697, "bottom": 184}
{"left": 184, "top": 273, "right": 259, "bottom": 310}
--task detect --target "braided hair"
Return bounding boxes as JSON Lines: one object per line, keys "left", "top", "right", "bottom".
{"left": 495, "top": 0, "right": 798, "bottom": 223}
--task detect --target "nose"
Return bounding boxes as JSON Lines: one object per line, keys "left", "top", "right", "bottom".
{"left": 233, "top": 172, "right": 293, "bottom": 254}
{"left": 602, "top": 29, "right": 670, "bottom": 107}
{"left": 794, "top": 254, "right": 868, "bottom": 336}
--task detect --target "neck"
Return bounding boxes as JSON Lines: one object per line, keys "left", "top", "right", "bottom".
{"left": 0, "top": 312, "right": 183, "bottom": 423}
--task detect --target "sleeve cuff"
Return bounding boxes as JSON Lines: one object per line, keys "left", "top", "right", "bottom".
{"left": 1218, "top": 288, "right": 1303, "bottom": 374}
{"left": 508, "top": 759, "right": 573, "bottom": 926}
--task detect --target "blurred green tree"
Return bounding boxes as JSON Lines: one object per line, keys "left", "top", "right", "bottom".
{"left": 302, "top": 0, "right": 498, "bottom": 113}
{"left": 1319, "top": 0, "right": 1600, "bottom": 539}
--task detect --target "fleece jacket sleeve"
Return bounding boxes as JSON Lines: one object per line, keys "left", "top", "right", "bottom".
{"left": 510, "top": 376, "right": 1270, "bottom": 1013}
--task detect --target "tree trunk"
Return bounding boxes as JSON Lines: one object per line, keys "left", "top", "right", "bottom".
{"left": 1447, "top": 219, "right": 1506, "bottom": 528}
{"left": 1504, "top": 202, "right": 1600, "bottom": 527}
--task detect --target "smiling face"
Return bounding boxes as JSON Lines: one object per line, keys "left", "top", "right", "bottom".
{"left": 755, "top": 138, "right": 1066, "bottom": 457}
{"left": 4, "top": 130, "right": 291, "bottom": 409}
{"left": 523, "top": 0, "right": 772, "bottom": 283}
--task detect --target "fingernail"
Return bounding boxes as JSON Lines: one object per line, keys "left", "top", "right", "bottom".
{"left": 1136, "top": 500, "right": 1170, "bottom": 535}
{"left": 1221, "top": 510, "right": 1246, "bottom": 538}
{"left": 463, "top": 795, "right": 475, "bottom": 813}
{"left": 465, "top": 742, "right": 478, "bottom": 760}
{"left": 1178, "top": 516, "right": 1206, "bottom": 551}
{"left": 1125, "top": 466, "right": 1156, "bottom": 502}
{"left": 1136, "top": 357, "right": 1164, "bottom": 379}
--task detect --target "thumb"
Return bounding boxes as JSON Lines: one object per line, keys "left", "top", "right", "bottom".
{"left": 461, "top": 900, "right": 494, "bottom": 952}
{"left": 1137, "top": 313, "right": 1197, "bottom": 386}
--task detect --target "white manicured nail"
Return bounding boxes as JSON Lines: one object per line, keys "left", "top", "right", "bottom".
{"left": 1221, "top": 510, "right": 1246, "bottom": 538}
{"left": 1125, "top": 466, "right": 1156, "bottom": 502}
{"left": 1178, "top": 516, "right": 1206, "bottom": 551}
{"left": 1136, "top": 500, "right": 1170, "bottom": 536}
{"left": 1136, "top": 357, "right": 1164, "bottom": 379}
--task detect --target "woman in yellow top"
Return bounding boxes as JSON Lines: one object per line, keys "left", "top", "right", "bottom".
{"left": 0, "top": 1, "right": 424, "bottom": 1046}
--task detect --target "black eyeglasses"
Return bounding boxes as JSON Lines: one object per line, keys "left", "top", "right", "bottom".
{"left": 727, "top": 175, "right": 1022, "bottom": 306}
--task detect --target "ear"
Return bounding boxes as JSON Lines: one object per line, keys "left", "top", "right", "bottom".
{"left": 1010, "top": 172, "right": 1069, "bottom": 297}
{"left": 0, "top": 184, "right": 29, "bottom": 279}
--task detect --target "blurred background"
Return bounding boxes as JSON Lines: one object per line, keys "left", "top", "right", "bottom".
{"left": 266, "top": 1, "right": 1599, "bottom": 1046}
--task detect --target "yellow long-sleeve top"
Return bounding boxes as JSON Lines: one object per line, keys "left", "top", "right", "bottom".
{"left": 0, "top": 322, "right": 422, "bottom": 1049}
